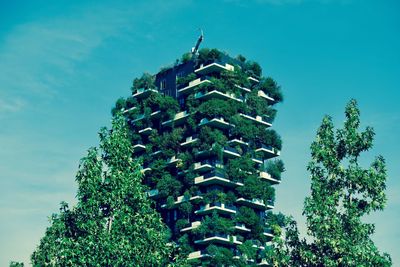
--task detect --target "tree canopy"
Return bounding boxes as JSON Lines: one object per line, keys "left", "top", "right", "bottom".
{"left": 31, "top": 115, "right": 182, "bottom": 266}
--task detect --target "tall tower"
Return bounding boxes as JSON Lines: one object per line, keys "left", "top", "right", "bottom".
{"left": 113, "top": 48, "right": 284, "bottom": 266}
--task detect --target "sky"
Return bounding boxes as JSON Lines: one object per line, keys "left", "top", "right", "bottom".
{"left": 0, "top": 0, "right": 399, "bottom": 265}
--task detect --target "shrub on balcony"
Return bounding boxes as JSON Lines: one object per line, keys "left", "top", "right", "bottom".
{"left": 256, "top": 129, "right": 282, "bottom": 150}
{"left": 111, "top": 97, "right": 127, "bottom": 116}
{"left": 198, "top": 127, "right": 227, "bottom": 151}
{"left": 258, "top": 77, "right": 283, "bottom": 103}
{"left": 176, "top": 73, "right": 197, "bottom": 88}
{"left": 265, "top": 159, "right": 285, "bottom": 180}
{"left": 194, "top": 212, "right": 234, "bottom": 239}
{"left": 197, "top": 99, "right": 238, "bottom": 119}
{"left": 246, "top": 91, "right": 276, "bottom": 117}
{"left": 131, "top": 73, "right": 155, "bottom": 92}
{"left": 243, "top": 61, "right": 262, "bottom": 79}
{"left": 156, "top": 174, "right": 182, "bottom": 198}
{"left": 238, "top": 240, "right": 258, "bottom": 263}
{"left": 226, "top": 155, "right": 255, "bottom": 183}
{"left": 197, "top": 48, "right": 223, "bottom": 66}
{"left": 236, "top": 176, "right": 275, "bottom": 204}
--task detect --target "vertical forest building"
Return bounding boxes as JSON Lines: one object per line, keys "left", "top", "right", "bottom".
{"left": 112, "top": 47, "right": 284, "bottom": 266}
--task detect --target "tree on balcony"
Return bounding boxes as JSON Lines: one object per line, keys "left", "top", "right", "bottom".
{"left": 31, "top": 115, "right": 176, "bottom": 266}
{"left": 257, "top": 77, "right": 283, "bottom": 103}
{"left": 265, "top": 159, "right": 285, "bottom": 180}
{"left": 131, "top": 72, "right": 155, "bottom": 91}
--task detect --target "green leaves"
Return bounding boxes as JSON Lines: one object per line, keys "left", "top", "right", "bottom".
{"left": 281, "top": 99, "right": 392, "bottom": 266}
{"left": 31, "top": 114, "right": 176, "bottom": 266}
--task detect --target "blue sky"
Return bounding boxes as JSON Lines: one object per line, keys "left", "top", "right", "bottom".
{"left": 1, "top": 0, "right": 399, "bottom": 265}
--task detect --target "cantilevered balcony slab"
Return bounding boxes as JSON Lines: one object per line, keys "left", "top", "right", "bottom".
{"left": 236, "top": 198, "right": 266, "bottom": 210}
{"left": 138, "top": 127, "right": 153, "bottom": 135}
{"left": 266, "top": 200, "right": 274, "bottom": 210}
{"left": 133, "top": 143, "right": 146, "bottom": 153}
{"left": 132, "top": 88, "right": 158, "bottom": 99}
{"left": 239, "top": 113, "right": 272, "bottom": 127}
{"left": 199, "top": 117, "right": 233, "bottom": 130}
{"left": 122, "top": 106, "right": 137, "bottom": 114}
{"left": 235, "top": 84, "right": 251, "bottom": 93}
{"left": 228, "top": 138, "right": 249, "bottom": 147}
{"left": 263, "top": 228, "right": 274, "bottom": 241}
{"left": 180, "top": 136, "right": 199, "bottom": 147}
{"left": 140, "top": 166, "right": 152, "bottom": 174}
{"left": 248, "top": 76, "right": 260, "bottom": 84}
{"left": 195, "top": 62, "right": 234, "bottom": 75}
{"left": 161, "top": 195, "right": 202, "bottom": 209}
{"left": 255, "top": 144, "right": 280, "bottom": 159}
{"left": 178, "top": 78, "right": 212, "bottom": 95}
{"left": 194, "top": 161, "right": 213, "bottom": 173}
{"left": 147, "top": 189, "right": 160, "bottom": 199}
{"left": 259, "top": 171, "right": 280, "bottom": 185}
{"left": 234, "top": 223, "right": 251, "bottom": 233}
{"left": 195, "top": 90, "right": 243, "bottom": 102}
{"left": 180, "top": 221, "right": 201, "bottom": 233}
{"left": 195, "top": 234, "right": 242, "bottom": 246}
{"left": 132, "top": 110, "right": 161, "bottom": 123}
{"left": 195, "top": 203, "right": 237, "bottom": 216}
{"left": 167, "top": 156, "right": 181, "bottom": 167}
{"left": 195, "top": 173, "right": 243, "bottom": 188}
{"left": 223, "top": 146, "right": 241, "bottom": 158}
{"left": 252, "top": 157, "right": 263, "bottom": 165}
{"left": 258, "top": 259, "right": 271, "bottom": 266}
{"left": 162, "top": 111, "right": 190, "bottom": 127}
{"left": 187, "top": 250, "right": 210, "bottom": 260}
{"left": 258, "top": 90, "right": 276, "bottom": 105}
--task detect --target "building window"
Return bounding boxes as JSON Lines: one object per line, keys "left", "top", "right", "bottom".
{"left": 160, "top": 79, "right": 166, "bottom": 90}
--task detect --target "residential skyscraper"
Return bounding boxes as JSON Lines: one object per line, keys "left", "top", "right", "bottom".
{"left": 113, "top": 47, "right": 284, "bottom": 266}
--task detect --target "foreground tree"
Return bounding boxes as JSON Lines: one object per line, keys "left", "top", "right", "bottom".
{"left": 31, "top": 115, "right": 183, "bottom": 266}
{"left": 274, "top": 100, "right": 391, "bottom": 266}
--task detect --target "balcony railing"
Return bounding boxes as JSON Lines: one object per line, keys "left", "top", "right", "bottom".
{"left": 195, "top": 90, "right": 244, "bottom": 102}
{"left": 178, "top": 76, "right": 212, "bottom": 94}
{"left": 162, "top": 111, "right": 190, "bottom": 127}
{"left": 195, "top": 202, "right": 237, "bottom": 215}
{"left": 195, "top": 171, "right": 243, "bottom": 188}
{"left": 255, "top": 144, "right": 280, "bottom": 159}
{"left": 199, "top": 117, "right": 233, "bottom": 130}
{"left": 239, "top": 113, "right": 272, "bottom": 127}
{"left": 132, "top": 88, "right": 158, "bottom": 99}
{"left": 195, "top": 60, "right": 235, "bottom": 75}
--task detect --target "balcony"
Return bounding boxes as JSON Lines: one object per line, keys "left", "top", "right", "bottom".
{"left": 180, "top": 221, "right": 201, "bottom": 232}
{"left": 236, "top": 198, "right": 266, "bottom": 210}
{"left": 133, "top": 141, "right": 146, "bottom": 153}
{"left": 234, "top": 84, "right": 251, "bottom": 93}
{"left": 252, "top": 157, "right": 263, "bottom": 165}
{"left": 132, "top": 110, "right": 161, "bottom": 123}
{"left": 255, "top": 144, "right": 280, "bottom": 159}
{"left": 167, "top": 155, "right": 181, "bottom": 167}
{"left": 239, "top": 113, "right": 272, "bottom": 127}
{"left": 258, "top": 259, "right": 272, "bottom": 266}
{"left": 147, "top": 189, "right": 160, "bottom": 199}
{"left": 259, "top": 171, "right": 280, "bottom": 185}
{"left": 234, "top": 223, "right": 251, "bottom": 233}
{"left": 195, "top": 171, "right": 243, "bottom": 188}
{"left": 138, "top": 127, "right": 153, "bottom": 135}
{"left": 162, "top": 111, "right": 190, "bottom": 127}
{"left": 180, "top": 135, "right": 199, "bottom": 147}
{"left": 223, "top": 146, "right": 241, "bottom": 158}
{"left": 140, "top": 166, "right": 152, "bottom": 174}
{"left": 178, "top": 77, "right": 212, "bottom": 95}
{"left": 267, "top": 200, "right": 274, "bottom": 210}
{"left": 258, "top": 90, "right": 276, "bottom": 104}
{"left": 187, "top": 250, "right": 210, "bottom": 260}
{"left": 195, "top": 203, "right": 237, "bottom": 216}
{"left": 199, "top": 117, "right": 233, "bottom": 130}
{"left": 228, "top": 138, "right": 249, "bottom": 147}
{"left": 195, "top": 90, "right": 243, "bottom": 102}
{"left": 193, "top": 160, "right": 223, "bottom": 173}
{"left": 162, "top": 195, "right": 202, "bottom": 209}
{"left": 195, "top": 234, "right": 242, "bottom": 246}
{"left": 195, "top": 61, "right": 234, "bottom": 75}
{"left": 248, "top": 76, "right": 260, "bottom": 84}
{"left": 122, "top": 106, "right": 137, "bottom": 114}
{"left": 263, "top": 228, "right": 274, "bottom": 241}
{"left": 132, "top": 88, "right": 158, "bottom": 99}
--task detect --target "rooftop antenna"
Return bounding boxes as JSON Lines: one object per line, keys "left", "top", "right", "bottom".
{"left": 191, "top": 29, "right": 204, "bottom": 56}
